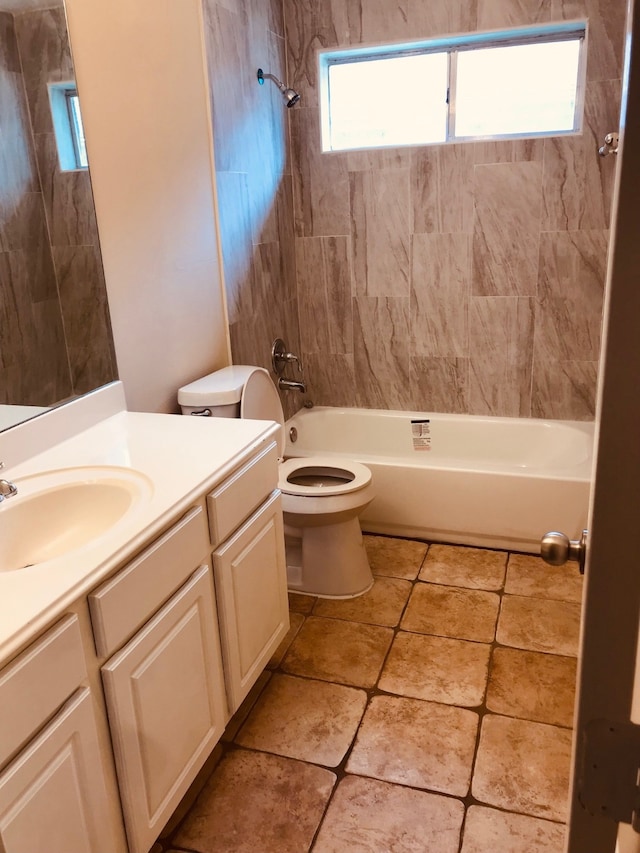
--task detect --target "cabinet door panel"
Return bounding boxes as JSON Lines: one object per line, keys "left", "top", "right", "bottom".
{"left": 102, "top": 565, "right": 226, "bottom": 853}
{"left": 214, "top": 491, "right": 289, "bottom": 711}
{"left": 0, "top": 688, "right": 120, "bottom": 853}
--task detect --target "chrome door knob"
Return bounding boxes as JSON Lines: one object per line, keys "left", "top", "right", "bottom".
{"left": 540, "top": 529, "right": 588, "bottom": 574}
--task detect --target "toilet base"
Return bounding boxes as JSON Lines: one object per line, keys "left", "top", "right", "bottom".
{"left": 284, "top": 516, "right": 374, "bottom": 599}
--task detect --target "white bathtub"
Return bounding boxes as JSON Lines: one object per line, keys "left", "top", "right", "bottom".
{"left": 284, "top": 407, "right": 594, "bottom": 554}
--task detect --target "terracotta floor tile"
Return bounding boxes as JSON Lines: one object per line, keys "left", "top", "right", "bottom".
{"left": 401, "top": 583, "right": 500, "bottom": 642}
{"left": 235, "top": 674, "right": 367, "bottom": 767}
{"left": 419, "top": 544, "right": 507, "bottom": 591}
{"left": 461, "top": 805, "right": 566, "bottom": 853}
{"left": 173, "top": 749, "right": 335, "bottom": 853}
{"left": 379, "top": 631, "right": 490, "bottom": 707}
{"left": 472, "top": 715, "right": 572, "bottom": 822}
{"left": 364, "top": 535, "right": 427, "bottom": 580}
{"left": 346, "top": 695, "right": 479, "bottom": 797}
{"left": 313, "top": 775, "right": 464, "bottom": 853}
{"left": 497, "top": 595, "right": 581, "bottom": 656}
{"left": 268, "top": 612, "right": 305, "bottom": 668}
{"left": 505, "top": 553, "right": 583, "bottom": 602}
{"left": 289, "top": 592, "right": 317, "bottom": 614}
{"left": 313, "top": 576, "right": 412, "bottom": 627}
{"left": 281, "top": 616, "right": 394, "bottom": 688}
{"left": 487, "top": 647, "right": 577, "bottom": 727}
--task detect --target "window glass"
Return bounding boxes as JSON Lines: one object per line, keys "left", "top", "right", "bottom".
{"left": 455, "top": 40, "right": 582, "bottom": 137}
{"left": 328, "top": 53, "right": 448, "bottom": 150}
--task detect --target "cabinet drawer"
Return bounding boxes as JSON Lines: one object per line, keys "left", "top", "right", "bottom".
{"left": 89, "top": 506, "right": 209, "bottom": 658}
{"left": 207, "top": 441, "right": 278, "bottom": 547}
{"left": 0, "top": 615, "right": 86, "bottom": 768}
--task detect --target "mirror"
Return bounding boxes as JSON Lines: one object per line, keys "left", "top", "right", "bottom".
{"left": 0, "top": 0, "right": 116, "bottom": 431}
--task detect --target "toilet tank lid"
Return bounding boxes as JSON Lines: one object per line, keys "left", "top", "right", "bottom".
{"left": 177, "top": 365, "right": 258, "bottom": 407}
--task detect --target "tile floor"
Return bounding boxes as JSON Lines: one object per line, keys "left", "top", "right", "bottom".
{"left": 157, "top": 535, "right": 582, "bottom": 853}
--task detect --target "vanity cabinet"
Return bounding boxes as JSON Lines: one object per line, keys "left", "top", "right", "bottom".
{"left": 0, "top": 617, "right": 118, "bottom": 853}
{"left": 0, "top": 434, "right": 288, "bottom": 853}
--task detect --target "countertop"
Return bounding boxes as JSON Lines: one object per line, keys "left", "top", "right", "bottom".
{"left": 0, "top": 408, "right": 280, "bottom": 662}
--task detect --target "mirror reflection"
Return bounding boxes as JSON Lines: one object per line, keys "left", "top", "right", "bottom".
{"left": 0, "top": 0, "right": 116, "bottom": 430}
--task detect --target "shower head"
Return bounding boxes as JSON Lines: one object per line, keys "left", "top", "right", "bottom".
{"left": 257, "top": 68, "right": 301, "bottom": 108}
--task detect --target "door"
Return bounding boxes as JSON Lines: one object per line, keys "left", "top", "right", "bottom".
{"left": 566, "top": 0, "right": 640, "bottom": 849}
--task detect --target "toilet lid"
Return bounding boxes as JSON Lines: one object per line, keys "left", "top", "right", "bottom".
{"left": 279, "top": 456, "right": 372, "bottom": 497}
{"left": 240, "top": 367, "right": 285, "bottom": 456}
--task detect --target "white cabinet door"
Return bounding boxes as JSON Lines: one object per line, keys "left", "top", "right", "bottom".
{"left": 0, "top": 688, "right": 121, "bottom": 853}
{"left": 214, "top": 491, "right": 289, "bottom": 712}
{"left": 102, "top": 564, "right": 227, "bottom": 853}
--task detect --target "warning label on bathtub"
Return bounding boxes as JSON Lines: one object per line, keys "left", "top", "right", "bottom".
{"left": 411, "top": 419, "right": 431, "bottom": 451}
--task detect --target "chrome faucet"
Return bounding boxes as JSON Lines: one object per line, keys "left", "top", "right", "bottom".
{"left": 278, "top": 378, "right": 307, "bottom": 393}
{"left": 0, "top": 479, "right": 18, "bottom": 502}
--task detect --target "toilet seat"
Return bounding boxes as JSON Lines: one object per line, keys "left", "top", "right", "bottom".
{"left": 279, "top": 457, "right": 372, "bottom": 497}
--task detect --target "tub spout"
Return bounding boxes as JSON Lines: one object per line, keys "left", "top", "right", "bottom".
{"left": 278, "top": 378, "right": 307, "bottom": 393}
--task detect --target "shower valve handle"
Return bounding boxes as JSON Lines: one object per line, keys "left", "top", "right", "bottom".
{"left": 540, "top": 529, "right": 588, "bottom": 574}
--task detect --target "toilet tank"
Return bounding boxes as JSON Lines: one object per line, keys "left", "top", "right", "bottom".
{"left": 177, "top": 366, "right": 256, "bottom": 418}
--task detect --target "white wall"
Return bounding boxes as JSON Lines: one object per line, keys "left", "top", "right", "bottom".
{"left": 65, "top": 0, "right": 231, "bottom": 413}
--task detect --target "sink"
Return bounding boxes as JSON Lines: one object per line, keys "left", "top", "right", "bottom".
{"left": 0, "top": 467, "right": 153, "bottom": 572}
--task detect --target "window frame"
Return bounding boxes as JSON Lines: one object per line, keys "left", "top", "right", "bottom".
{"left": 319, "top": 21, "right": 588, "bottom": 153}
{"left": 48, "top": 82, "right": 89, "bottom": 172}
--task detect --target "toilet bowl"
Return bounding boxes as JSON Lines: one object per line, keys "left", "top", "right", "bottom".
{"left": 178, "top": 366, "right": 375, "bottom": 598}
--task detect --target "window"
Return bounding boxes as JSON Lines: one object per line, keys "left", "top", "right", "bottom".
{"left": 48, "top": 82, "right": 89, "bottom": 171}
{"left": 319, "top": 23, "right": 586, "bottom": 152}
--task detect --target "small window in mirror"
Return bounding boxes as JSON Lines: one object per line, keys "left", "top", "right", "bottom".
{"left": 48, "top": 82, "right": 89, "bottom": 171}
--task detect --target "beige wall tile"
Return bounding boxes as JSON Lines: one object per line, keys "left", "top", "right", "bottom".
{"left": 173, "top": 750, "right": 336, "bottom": 852}
{"left": 468, "top": 296, "right": 535, "bottom": 417}
{"left": 353, "top": 296, "right": 413, "bottom": 408}
{"left": 461, "top": 805, "right": 566, "bottom": 853}
{"left": 531, "top": 358, "right": 598, "bottom": 420}
{"left": 303, "top": 352, "right": 357, "bottom": 406}
{"left": 472, "top": 714, "right": 572, "bottom": 821}
{"left": 419, "top": 544, "right": 507, "bottom": 590}
{"left": 410, "top": 356, "right": 470, "bottom": 413}
{"left": 291, "top": 107, "right": 350, "bottom": 237}
{"left": 408, "top": 0, "right": 478, "bottom": 36}
{"left": 411, "top": 233, "right": 470, "bottom": 358}
{"left": 236, "top": 674, "right": 367, "bottom": 766}
{"left": 296, "top": 236, "right": 353, "bottom": 354}
{"left": 350, "top": 169, "right": 411, "bottom": 297}
{"left": 401, "top": 583, "right": 500, "bottom": 642}
{"left": 487, "top": 647, "right": 577, "bottom": 726}
{"left": 472, "top": 162, "right": 542, "bottom": 297}
{"left": 474, "top": 137, "right": 544, "bottom": 164}
{"left": 380, "top": 631, "right": 491, "bottom": 706}
{"left": 477, "top": 0, "right": 552, "bottom": 29}
{"left": 314, "top": 775, "right": 465, "bottom": 853}
{"left": 542, "top": 80, "right": 621, "bottom": 232}
{"left": 347, "top": 695, "right": 479, "bottom": 796}
{"left": 412, "top": 145, "right": 475, "bottom": 235}
{"left": 497, "top": 594, "right": 582, "bottom": 655}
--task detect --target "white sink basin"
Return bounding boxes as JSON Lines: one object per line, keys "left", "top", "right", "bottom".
{"left": 0, "top": 467, "right": 153, "bottom": 572}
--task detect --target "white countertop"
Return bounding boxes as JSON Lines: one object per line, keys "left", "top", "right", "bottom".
{"left": 0, "top": 405, "right": 279, "bottom": 662}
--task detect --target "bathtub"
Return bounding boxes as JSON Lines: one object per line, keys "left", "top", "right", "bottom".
{"left": 284, "top": 407, "right": 594, "bottom": 554}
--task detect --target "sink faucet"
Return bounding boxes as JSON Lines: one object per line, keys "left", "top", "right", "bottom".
{"left": 0, "top": 479, "right": 18, "bottom": 502}
{"left": 278, "top": 378, "right": 307, "bottom": 393}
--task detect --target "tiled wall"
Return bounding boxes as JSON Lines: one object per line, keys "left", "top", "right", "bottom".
{"left": 0, "top": 10, "right": 71, "bottom": 406}
{"left": 282, "top": 0, "right": 626, "bottom": 420}
{"left": 202, "top": 0, "right": 302, "bottom": 418}
{"left": 14, "top": 6, "right": 116, "bottom": 398}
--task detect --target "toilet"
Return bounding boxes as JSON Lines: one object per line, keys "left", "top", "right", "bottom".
{"left": 178, "top": 366, "right": 375, "bottom": 598}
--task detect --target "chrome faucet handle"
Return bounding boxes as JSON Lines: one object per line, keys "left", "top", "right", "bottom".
{"left": 0, "top": 479, "right": 18, "bottom": 502}
{"left": 271, "top": 338, "right": 303, "bottom": 375}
